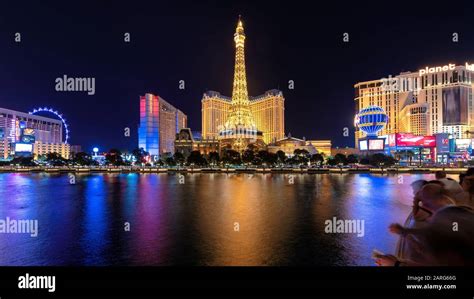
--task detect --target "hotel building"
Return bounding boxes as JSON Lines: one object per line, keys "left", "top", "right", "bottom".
{"left": 33, "top": 141, "right": 71, "bottom": 160}
{"left": 202, "top": 89, "right": 285, "bottom": 144}
{"left": 175, "top": 128, "right": 220, "bottom": 158}
{"left": 355, "top": 62, "right": 474, "bottom": 147}
{"left": 266, "top": 135, "right": 333, "bottom": 157}
{"left": 307, "top": 140, "right": 332, "bottom": 157}
{"left": 267, "top": 135, "right": 317, "bottom": 156}
{"left": 0, "top": 107, "right": 64, "bottom": 159}
{"left": 201, "top": 18, "right": 285, "bottom": 147}
{"left": 138, "top": 93, "right": 187, "bottom": 156}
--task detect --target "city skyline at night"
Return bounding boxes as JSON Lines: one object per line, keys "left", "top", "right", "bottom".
{"left": 2, "top": 2, "right": 474, "bottom": 153}
{"left": 2, "top": 2, "right": 474, "bottom": 297}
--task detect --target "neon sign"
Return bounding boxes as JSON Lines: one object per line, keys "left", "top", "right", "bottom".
{"left": 418, "top": 64, "right": 455, "bottom": 76}
{"left": 465, "top": 62, "right": 474, "bottom": 71}
{"left": 396, "top": 133, "right": 436, "bottom": 147}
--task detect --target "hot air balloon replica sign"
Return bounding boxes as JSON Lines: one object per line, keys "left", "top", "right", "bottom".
{"left": 355, "top": 106, "right": 388, "bottom": 151}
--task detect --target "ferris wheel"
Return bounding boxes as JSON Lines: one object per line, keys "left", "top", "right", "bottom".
{"left": 28, "top": 107, "right": 70, "bottom": 144}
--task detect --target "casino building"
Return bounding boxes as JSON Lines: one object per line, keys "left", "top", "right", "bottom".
{"left": 267, "top": 134, "right": 317, "bottom": 156}
{"left": 355, "top": 62, "right": 474, "bottom": 147}
{"left": 0, "top": 107, "right": 64, "bottom": 159}
{"left": 174, "top": 128, "right": 220, "bottom": 158}
{"left": 201, "top": 17, "right": 285, "bottom": 148}
{"left": 138, "top": 93, "right": 187, "bottom": 156}
{"left": 202, "top": 90, "right": 285, "bottom": 145}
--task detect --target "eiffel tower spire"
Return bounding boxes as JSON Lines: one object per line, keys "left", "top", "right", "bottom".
{"left": 225, "top": 16, "right": 256, "bottom": 130}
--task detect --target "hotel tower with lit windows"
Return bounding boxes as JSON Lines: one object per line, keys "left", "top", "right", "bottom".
{"left": 138, "top": 93, "right": 187, "bottom": 156}
{"left": 354, "top": 62, "right": 474, "bottom": 147}
{"left": 201, "top": 17, "right": 285, "bottom": 147}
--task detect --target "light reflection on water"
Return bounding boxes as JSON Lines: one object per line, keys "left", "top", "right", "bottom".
{"left": 0, "top": 172, "right": 447, "bottom": 266}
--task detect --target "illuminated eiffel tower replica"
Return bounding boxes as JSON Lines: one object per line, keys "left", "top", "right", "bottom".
{"left": 218, "top": 17, "right": 265, "bottom": 152}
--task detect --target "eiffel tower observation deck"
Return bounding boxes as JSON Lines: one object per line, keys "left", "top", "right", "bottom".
{"left": 219, "top": 16, "right": 264, "bottom": 152}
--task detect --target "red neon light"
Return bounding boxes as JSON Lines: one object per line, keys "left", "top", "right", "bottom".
{"left": 396, "top": 133, "right": 436, "bottom": 147}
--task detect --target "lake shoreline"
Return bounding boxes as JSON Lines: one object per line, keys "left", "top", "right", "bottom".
{"left": 0, "top": 166, "right": 469, "bottom": 174}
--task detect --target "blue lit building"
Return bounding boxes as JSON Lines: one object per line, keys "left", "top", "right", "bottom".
{"left": 138, "top": 93, "right": 187, "bottom": 157}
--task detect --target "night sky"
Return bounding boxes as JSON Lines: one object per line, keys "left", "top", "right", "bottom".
{"left": 1, "top": 1, "right": 474, "bottom": 153}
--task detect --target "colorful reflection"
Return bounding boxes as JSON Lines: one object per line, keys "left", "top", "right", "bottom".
{"left": 0, "top": 172, "right": 434, "bottom": 266}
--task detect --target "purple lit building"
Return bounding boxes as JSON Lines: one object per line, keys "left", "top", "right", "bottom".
{"left": 138, "top": 93, "right": 187, "bottom": 157}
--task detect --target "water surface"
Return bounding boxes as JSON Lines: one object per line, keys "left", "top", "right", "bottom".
{"left": 0, "top": 172, "right": 442, "bottom": 266}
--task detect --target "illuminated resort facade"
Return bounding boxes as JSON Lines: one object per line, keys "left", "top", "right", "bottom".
{"left": 33, "top": 141, "right": 71, "bottom": 160}
{"left": 202, "top": 89, "right": 285, "bottom": 144}
{"left": 0, "top": 107, "right": 68, "bottom": 159}
{"left": 267, "top": 135, "right": 315, "bottom": 156}
{"left": 180, "top": 17, "right": 329, "bottom": 159}
{"left": 201, "top": 18, "right": 285, "bottom": 150}
{"left": 355, "top": 62, "right": 474, "bottom": 147}
{"left": 175, "top": 128, "right": 220, "bottom": 157}
{"left": 138, "top": 93, "right": 187, "bottom": 156}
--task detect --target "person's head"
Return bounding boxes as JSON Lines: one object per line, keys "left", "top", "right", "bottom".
{"left": 435, "top": 171, "right": 447, "bottom": 180}
{"left": 461, "top": 176, "right": 474, "bottom": 194}
{"left": 416, "top": 183, "right": 455, "bottom": 214}
{"left": 411, "top": 180, "right": 428, "bottom": 195}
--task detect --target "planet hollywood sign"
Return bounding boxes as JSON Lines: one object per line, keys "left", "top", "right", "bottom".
{"left": 418, "top": 63, "right": 455, "bottom": 76}
{"left": 381, "top": 62, "right": 474, "bottom": 92}
{"left": 418, "top": 62, "right": 474, "bottom": 76}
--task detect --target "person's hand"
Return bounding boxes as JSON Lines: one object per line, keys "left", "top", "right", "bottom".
{"left": 389, "top": 223, "right": 405, "bottom": 235}
{"left": 375, "top": 254, "right": 398, "bottom": 266}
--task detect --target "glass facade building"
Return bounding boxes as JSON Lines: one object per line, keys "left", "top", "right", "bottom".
{"left": 138, "top": 93, "right": 187, "bottom": 156}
